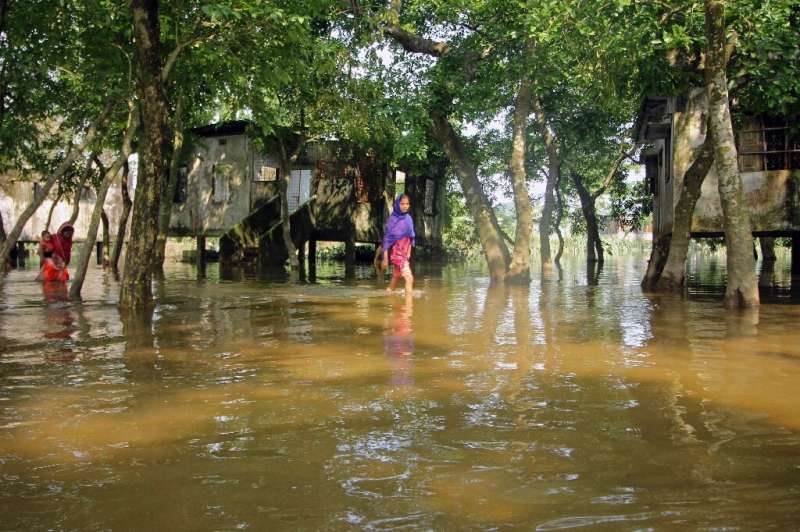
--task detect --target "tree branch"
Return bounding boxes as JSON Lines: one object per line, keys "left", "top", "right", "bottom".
{"left": 161, "top": 32, "right": 214, "bottom": 82}
{"left": 592, "top": 143, "right": 633, "bottom": 200}
{"left": 384, "top": 0, "right": 450, "bottom": 56}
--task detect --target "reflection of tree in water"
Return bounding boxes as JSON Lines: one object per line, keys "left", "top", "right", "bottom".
{"left": 384, "top": 294, "right": 414, "bottom": 385}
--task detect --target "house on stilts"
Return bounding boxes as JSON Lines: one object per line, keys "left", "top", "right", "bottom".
{"left": 637, "top": 88, "right": 800, "bottom": 274}
{"left": 168, "top": 121, "right": 446, "bottom": 274}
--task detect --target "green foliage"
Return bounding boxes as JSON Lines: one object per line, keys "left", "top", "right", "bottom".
{"left": 610, "top": 178, "right": 652, "bottom": 232}
{"left": 441, "top": 184, "right": 482, "bottom": 259}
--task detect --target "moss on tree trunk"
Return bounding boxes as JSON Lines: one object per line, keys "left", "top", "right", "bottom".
{"left": 120, "top": 0, "right": 171, "bottom": 309}
{"left": 705, "top": 0, "right": 758, "bottom": 308}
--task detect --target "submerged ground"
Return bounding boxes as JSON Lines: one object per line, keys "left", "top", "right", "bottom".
{"left": 1, "top": 253, "right": 799, "bottom": 529}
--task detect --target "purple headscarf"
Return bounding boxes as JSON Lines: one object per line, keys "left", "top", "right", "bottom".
{"left": 382, "top": 194, "right": 415, "bottom": 251}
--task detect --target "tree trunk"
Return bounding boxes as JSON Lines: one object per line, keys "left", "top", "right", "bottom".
{"left": 45, "top": 189, "right": 62, "bottom": 231}
{"left": 429, "top": 109, "right": 510, "bottom": 282}
{"left": 570, "top": 172, "right": 604, "bottom": 264}
{"left": 0, "top": 105, "right": 110, "bottom": 266}
{"left": 705, "top": 0, "right": 758, "bottom": 308}
{"left": 121, "top": 0, "right": 171, "bottom": 309}
{"left": 277, "top": 137, "right": 300, "bottom": 280}
{"left": 111, "top": 160, "right": 132, "bottom": 272}
{"left": 100, "top": 208, "right": 110, "bottom": 267}
{"left": 642, "top": 234, "right": 672, "bottom": 289}
{"left": 70, "top": 107, "right": 137, "bottom": 299}
{"left": 553, "top": 177, "right": 565, "bottom": 265}
{"left": 68, "top": 158, "right": 93, "bottom": 225}
{"left": 532, "top": 94, "right": 559, "bottom": 269}
{"left": 154, "top": 92, "right": 183, "bottom": 269}
{"left": 655, "top": 137, "right": 715, "bottom": 291}
{"left": 506, "top": 74, "right": 534, "bottom": 283}
{"left": 69, "top": 170, "right": 115, "bottom": 298}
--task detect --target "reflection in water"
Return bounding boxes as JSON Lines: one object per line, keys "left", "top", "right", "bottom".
{"left": 41, "top": 282, "right": 76, "bottom": 362}
{"left": 1, "top": 254, "right": 800, "bottom": 529}
{"left": 383, "top": 293, "right": 414, "bottom": 385}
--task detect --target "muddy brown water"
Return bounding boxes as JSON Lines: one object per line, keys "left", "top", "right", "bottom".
{"left": 1, "top": 253, "right": 800, "bottom": 529}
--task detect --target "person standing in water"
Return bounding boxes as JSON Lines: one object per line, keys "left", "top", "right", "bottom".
{"left": 381, "top": 194, "right": 415, "bottom": 293}
{"left": 37, "top": 222, "right": 74, "bottom": 283}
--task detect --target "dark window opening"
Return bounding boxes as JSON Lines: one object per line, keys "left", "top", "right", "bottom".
{"left": 737, "top": 115, "right": 800, "bottom": 172}
{"left": 174, "top": 166, "right": 188, "bottom": 203}
{"left": 645, "top": 154, "right": 659, "bottom": 196}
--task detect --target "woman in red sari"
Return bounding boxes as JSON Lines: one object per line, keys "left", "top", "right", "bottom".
{"left": 38, "top": 222, "right": 73, "bottom": 282}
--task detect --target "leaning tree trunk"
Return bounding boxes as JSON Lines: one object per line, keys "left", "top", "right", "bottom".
{"left": 121, "top": 0, "right": 171, "bottom": 309}
{"left": 45, "top": 189, "right": 62, "bottom": 231}
{"left": 705, "top": 0, "right": 758, "bottom": 308}
{"left": 100, "top": 208, "right": 110, "bottom": 267}
{"left": 532, "top": 94, "right": 559, "bottom": 269}
{"left": 68, "top": 157, "right": 94, "bottom": 225}
{"left": 506, "top": 73, "right": 534, "bottom": 283}
{"left": 154, "top": 92, "right": 183, "bottom": 269}
{"left": 655, "top": 137, "right": 715, "bottom": 291}
{"left": 71, "top": 107, "right": 137, "bottom": 299}
{"left": 69, "top": 169, "right": 117, "bottom": 298}
{"left": 570, "top": 172, "right": 604, "bottom": 264}
{"left": 642, "top": 234, "right": 671, "bottom": 290}
{"left": 111, "top": 161, "right": 132, "bottom": 273}
{"left": 0, "top": 206, "right": 6, "bottom": 246}
{"left": 430, "top": 110, "right": 510, "bottom": 281}
{"left": 553, "top": 176, "right": 565, "bottom": 265}
{"left": 0, "top": 105, "right": 110, "bottom": 265}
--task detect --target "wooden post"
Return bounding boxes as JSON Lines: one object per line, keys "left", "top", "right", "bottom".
{"left": 308, "top": 239, "right": 317, "bottom": 282}
{"left": 345, "top": 237, "right": 355, "bottom": 279}
{"left": 96, "top": 242, "right": 103, "bottom": 265}
{"left": 196, "top": 234, "right": 206, "bottom": 277}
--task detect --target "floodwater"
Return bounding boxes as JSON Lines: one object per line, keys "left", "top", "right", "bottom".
{"left": 1, "top": 253, "right": 800, "bottom": 530}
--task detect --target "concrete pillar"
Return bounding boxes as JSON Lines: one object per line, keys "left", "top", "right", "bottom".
{"left": 793, "top": 233, "right": 800, "bottom": 276}
{"left": 344, "top": 237, "right": 355, "bottom": 279}
{"left": 15, "top": 241, "right": 25, "bottom": 267}
{"left": 760, "top": 237, "right": 776, "bottom": 262}
{"left": 196, "top": 234, "right": 206, "bottom": 277}
{"left": 297, "top": 241, "right": 306, "bottom": 281}
{"left": 308, "top": 240, "right": 317, "bottom": 282}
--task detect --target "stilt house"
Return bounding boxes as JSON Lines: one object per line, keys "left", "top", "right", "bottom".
{"left": 637, "top": 88, "right": 800, "bottom": 271}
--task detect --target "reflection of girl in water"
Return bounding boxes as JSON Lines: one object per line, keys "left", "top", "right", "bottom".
{"left": 384, "top": 294, "right": 414, "bottom": 385}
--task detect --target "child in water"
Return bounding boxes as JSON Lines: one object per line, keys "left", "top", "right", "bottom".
{"left": 381, "top": 193, "right": 415, "bottom": 293}
{"left": 36, "top": 229, "right": 68, "bottom": 282}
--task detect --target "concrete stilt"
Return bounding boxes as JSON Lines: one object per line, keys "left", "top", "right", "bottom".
{"left": 308, "top": 240, "right": 317, "bottom": 282}
{"left": 345, "top": 237, "right": 355, "bottom": 279}
{"left": 196, "top": 234, "right": 206, "bottom": 277}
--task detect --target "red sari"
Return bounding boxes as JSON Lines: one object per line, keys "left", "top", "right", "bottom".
{"left": 40, "top": 223, "right": 73, "bottom": 283}
{"left": 51, "top": 222, "right": 74, "bottom": 265}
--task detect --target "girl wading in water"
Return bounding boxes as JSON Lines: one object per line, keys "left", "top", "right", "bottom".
{"left": 381, "top": 194, "right": 415, "bottom": 293}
